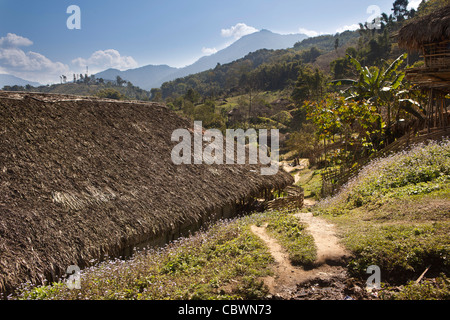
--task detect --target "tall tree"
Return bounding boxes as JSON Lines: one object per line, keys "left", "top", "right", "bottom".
{"left": 392, "top": 0, "right": 409, "bottom": 21}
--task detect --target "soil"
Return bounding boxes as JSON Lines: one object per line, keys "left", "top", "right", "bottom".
{"left": 251, "top": 199, "right": 376, "bottom": 300}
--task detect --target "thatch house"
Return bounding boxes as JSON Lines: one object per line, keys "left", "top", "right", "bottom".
{"left": 398, "top": 5, "right": 450, "bottom": 129}
{"left": 0, "top": 92, "right": 293, "bottom": 294}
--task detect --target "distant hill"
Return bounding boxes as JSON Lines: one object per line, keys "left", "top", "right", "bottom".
{"left": 95, "top": 29, "right": 308, "bottom": 90}
{"left": 95, "top": 64, "right": 178, "bottom": 91}
{"left": 0, "top": 74, "right": 41, "bottom": 88}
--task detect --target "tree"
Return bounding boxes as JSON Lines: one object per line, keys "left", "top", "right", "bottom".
{"left": 331, "top": 53, "right": 408, "bottom": 140}
{"left": 96, "top": 88, "right": 126, "bottom": 100}
{"left": 150, "top": 88, "right": 162, "bottom": 102}
{"left": 303, "top": 94, "right": 384, "bottom": 164}
{"left": 184, "top": 88, "right": 200, "bottom": 104}
{"left": 292, "top": 67, "right": 326, "bottom": 105}
{"left": 392, "top": 0, "right": 409, "bottom": 21}
{"left": 286, "top": 123, "right": 320, "bottom": 164}
{"left": 116, "top": 76, "right": 126, "bottom": 87}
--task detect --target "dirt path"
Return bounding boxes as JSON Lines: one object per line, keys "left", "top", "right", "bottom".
{"left": 250, "top": 199, "right": 365, "bottom": 300}
{"left": 281, "top": 160, "right": 309, "bottom": 184}
{"left": 250, "top": 224, "right": 312, "bottom": 298}
{"left": 294, "top": 211, "right": 351, "bottom": 267}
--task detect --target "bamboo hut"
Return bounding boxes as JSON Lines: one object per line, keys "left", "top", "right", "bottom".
{"left": 0, "top": 92, "right": 294, "bottom": 294}
{"left": 398, "top": 5, "right": 450, "bottom": 129}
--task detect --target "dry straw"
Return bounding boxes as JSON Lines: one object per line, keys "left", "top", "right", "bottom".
{"left": 398, "top": 5, "right": 450, "bottom": 51}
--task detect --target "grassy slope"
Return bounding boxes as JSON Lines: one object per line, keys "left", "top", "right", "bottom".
{"left": 314, "top": 140, "right": 450, "bottom": 299}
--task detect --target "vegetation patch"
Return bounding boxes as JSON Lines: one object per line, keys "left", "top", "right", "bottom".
{"left": 251, "top": 210, "right": 317, "bottom": 267}
{"left": 381, "top": 275, "right": 450, "bottom": 300}
{"left": 295, "top": 167, "right": 323, "bottom": 200}
{"left": 314, "top": 141, "right": 450, "bottom": 298}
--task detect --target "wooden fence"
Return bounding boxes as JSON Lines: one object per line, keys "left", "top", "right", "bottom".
{"left": 266, "top": 185, "right": 304, "bottom": 211}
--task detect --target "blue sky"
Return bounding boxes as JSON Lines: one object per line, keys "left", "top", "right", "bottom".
{"left": 0, "top": 0, "right": 421, "bottom": 84}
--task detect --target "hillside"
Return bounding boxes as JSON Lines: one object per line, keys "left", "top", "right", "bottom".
{"left": 159, "top": 30, "right": 360, "bottom": 99}
{"left": 160, "top": 30, "right": 308, "bottom": 83}
{"left": 315, "top": 141, "right": 450, "bottom": 297}
{"left": 2, "top": 81, "right": 152, "bottom": 101}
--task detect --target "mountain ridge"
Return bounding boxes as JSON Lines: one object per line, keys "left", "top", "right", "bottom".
{"left": 95, "top": 29, "right": 308, "bottom": 90}
{"left": 0, "top": 74, "right": 41, "bottom": 88}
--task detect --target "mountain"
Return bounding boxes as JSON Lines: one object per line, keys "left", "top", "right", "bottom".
{"left": 0, "top": 74, "right": 41, "bottom": 88}
{"left": 95, "top": 64, "right": 178, "bottom": 91}
{"left": 95, "top": 29, "right": 308, "bottom": 90}
{"left": 161, "top": 30, "right": 308, "bottom": 83}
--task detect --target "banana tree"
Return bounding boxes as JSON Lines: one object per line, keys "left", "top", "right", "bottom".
{"left": 331, "top": 53, "right": 408, "bottom": 137}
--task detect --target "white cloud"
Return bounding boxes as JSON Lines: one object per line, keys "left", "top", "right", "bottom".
{"left": 0, "top": 33, "right": 33, "bottom": 48}
{"left": 336, "top": 23, "right": 360, "bottom": 34}
{"left": 408, "top": 0, "right": 422, "bottom": 10}
{"left": 72, "top": 49, "right": 138, "bottom": 73}
{"left": 201, "top": 47, "right": 218, "bottom": 56}
{"left": 221, "top": 23, "right": 259, "bottom": 39}
{"left": 298, "top": 28, "right": 322, "bottom": 37}
{"left": 0, "top": 33, "right": 69, "bottom": 84}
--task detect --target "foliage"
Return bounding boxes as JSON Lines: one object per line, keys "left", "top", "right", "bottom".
{"left": 286, "top": 123, "right": 321, "bottom": 164}
{"left": 415, "top": 0, "right": 450, "bottom": 17}
{"left": 303, "top": 94, "right": 384, "bottom": 164}
{"left": 95, "top": 88, "right": 126, "bottom": 100}
{"left": 291, "top": 67, "right": 327, "bottom": 104}
{"left": 383, "top": 275, "right": 450, "bottom": 300}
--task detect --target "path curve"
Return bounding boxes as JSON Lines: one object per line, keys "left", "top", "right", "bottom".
{"left": 294, "top": 212, "right": 351, "bottom": 267}
{"left": 250, "top": 200, "right": 353, "bottom": 299}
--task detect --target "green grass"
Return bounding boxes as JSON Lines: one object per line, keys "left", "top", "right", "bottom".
{"left": 252, "top": 210, "right": 317, "bottom": 266}
{"left": 381, "top": 275, "right": 450, "bottom": 300}
{"left": 295, "top": 167, "right": 323, "bottom": 200}
{"left": 314, "top": 140, "right": 450, "bottom": 299}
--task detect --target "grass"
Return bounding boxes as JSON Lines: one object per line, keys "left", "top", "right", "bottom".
{"left": 10, "top": 209, "right": 316, "bottom": 300}
{"left": 294, "top": 167, "right": 323, "bottom": 200}
{"left": 314, "top": 140, "right": 450, "bottom": 299}
{"left": 252, "top": 210, "right": 317, "bottom": 267}
{"left": 381, "top": 275, "right": 450, "bottom": 300}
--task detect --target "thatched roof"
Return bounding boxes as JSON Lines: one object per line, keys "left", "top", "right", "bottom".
{"left": 0, "top": 92, "right": 293, "bottom": 293}
{"left": 398, "top": 5, "right": 450, "bottom": 50}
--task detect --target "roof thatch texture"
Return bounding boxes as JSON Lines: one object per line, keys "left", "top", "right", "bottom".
{"left": 0, "top": 92, "right": 293, "bottom": 293}
{"left": 398, "top": 5, "right": 450, "bottom": 50}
